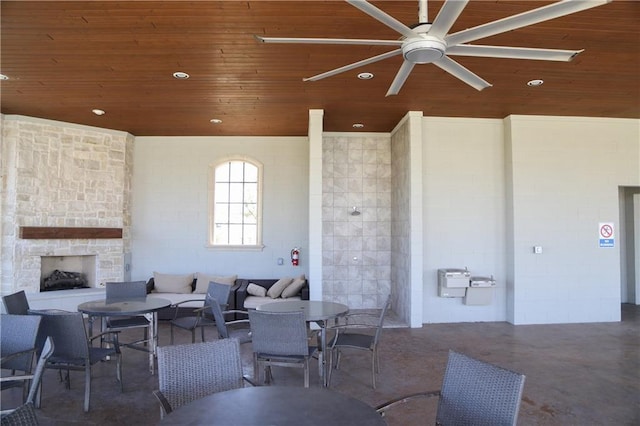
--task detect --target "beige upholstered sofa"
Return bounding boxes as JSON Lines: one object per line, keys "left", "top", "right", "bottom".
{"left": 145, "top": 272, "right": 239, "bottom": 320}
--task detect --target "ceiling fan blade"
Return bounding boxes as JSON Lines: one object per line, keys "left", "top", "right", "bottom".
{"left": 346, "top": 0, "right": 416, "bottom": 39}
{"left": 428, "top": 0, "right": 469, "bottom": 39}
{"left": 447, "top": 44, "right": 584, "bottom": 61}
{"left": 446, "top": 0, "right": 611, "bottom": 46}
{"left": 433, "top": 56, "right": 492, "bottom": 91}
{"left": 303, "top": 49, "right": 402, "bottom": 82}
{"left": 255, "top": 35, "right": 402, "bottom": 47}
{"left": 386, "top": 61, "right": 416, "bottom": 97}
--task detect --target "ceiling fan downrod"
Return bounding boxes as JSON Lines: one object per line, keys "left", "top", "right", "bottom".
{"left": 419, "top": 0, "right": 428, "bottom": 24}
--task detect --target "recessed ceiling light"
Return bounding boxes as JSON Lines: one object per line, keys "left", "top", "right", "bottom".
{"left": 527, "top": 79, "right": 544, "bottom": 87}
{"left": 352, "top": 123, "right": 364, "bottom": 128}
{"left": 357, "top": 72, "right": 374, "bottom": 80}
{"left": 173, "top": 71, "right": 190, "bottom": 79}
{"left": 210, "top": 118, "right": 223, "bottom": 124}
{"left": 0, "top": 74, "right": 9, "bottom": 80}
{"left": 92, "top": 109, "right": 106, "bottom": 116}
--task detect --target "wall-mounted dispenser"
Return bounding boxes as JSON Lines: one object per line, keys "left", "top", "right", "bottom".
{"left": 438, "top": 268, "right": 470, "bottom": 297}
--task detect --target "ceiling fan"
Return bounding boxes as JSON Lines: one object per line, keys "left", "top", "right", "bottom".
{"left": 256, "top": 0, "right": 611, "bottom": 96}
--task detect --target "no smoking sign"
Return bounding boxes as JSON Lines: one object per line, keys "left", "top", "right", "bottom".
{"left": 599, "top": 222, "right": 615, "bottom": 248}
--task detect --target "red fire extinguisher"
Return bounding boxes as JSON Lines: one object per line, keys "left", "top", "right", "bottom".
{"left": 291, "top": 248, "right": 300, "bottom": 266}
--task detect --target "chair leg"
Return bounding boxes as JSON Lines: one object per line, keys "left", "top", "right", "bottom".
{"left": 191, "top": 329, "right": 196, "bottom": 343}
{"left": 264, "top": 365, "right": 273, "bottom": 384}
{"left": 327, "top": 349, "right": 334, "bottom": 387}
{"left": 84, "top": 365, "right": 91, "bottom": 412}
{"left": 200, "top": 326, "right": 205, "bottom": 342}
{"left": 116, "top": 353, "right": 123, "bottom": 392}
{"left": 35, "top": 379, "right": 43, "bottom": 408}
{"left": 304, "top": 357, "right": 309, "bottom": 388}
{"left": 253, "top": 353, "right": 260, "bottom": 384}
{"left": 371, "top": 351, "right": 377, "bottom": 389}
{"left": 170, "top": 324, "right": 175, "bottom": 345}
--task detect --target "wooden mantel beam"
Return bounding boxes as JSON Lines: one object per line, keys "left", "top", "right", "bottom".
{"left": 19, "top": 227, "right": 123, "bottom": 239}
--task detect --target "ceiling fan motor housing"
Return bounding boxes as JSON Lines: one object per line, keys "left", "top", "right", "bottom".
{"left": 402, "top": 36, "right": 446, "bottom": 64}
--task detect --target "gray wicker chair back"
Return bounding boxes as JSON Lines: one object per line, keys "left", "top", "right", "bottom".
{"left": 436, "top": 350, "right": 526, "bottom": 426}
{"left": 0, "top": 402, "right": 39, "bottom": 426}
{"left": 248, "top": 309, "right": 315, "bottom": 387}
{"left": 249, "top": 310, "right": 308, "bottom": 357}
{"left": 156, "top": 338, "right": 244, "bottom": 414}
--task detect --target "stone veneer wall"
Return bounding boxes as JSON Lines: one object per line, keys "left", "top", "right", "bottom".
{"left": 321, "top": 134, "right": 391, "bottom": 309}
{"left": 0, "top": 115, "right": 134, "bottom": 295}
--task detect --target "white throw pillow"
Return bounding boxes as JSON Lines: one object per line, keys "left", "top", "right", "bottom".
{"left": 247, "top": 283, "right": 267, "bottom": 297}
{"left": 281, "top": 275, "right": 307, "bottom": 298}
{"left": 153, "top": 272, "right": 193, "bottom": 294}
{"left": 195, "top": 273, "right": 237, "bottom": 294}
{"left": 266, "top": 277, "right": 293, "bottom": 299}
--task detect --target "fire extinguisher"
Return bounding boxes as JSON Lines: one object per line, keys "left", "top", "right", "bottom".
{"left": 291, "top": 247, "right": 300, "bottom": 266}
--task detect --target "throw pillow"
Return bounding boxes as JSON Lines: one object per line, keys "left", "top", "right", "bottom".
{"left": 195, "top": 273, "right": 237, "bottom": 294}
{"left": 281, "top": 275, "right": 307, "bottom": 298}
{"left": 266, "top": 277, "right": 293, "bottom": 299}
{"left": 153, "top": 272, "right": 193, "bottom": 294}
{"left": 247, "top": 283, "right": 267, "bottom": 297}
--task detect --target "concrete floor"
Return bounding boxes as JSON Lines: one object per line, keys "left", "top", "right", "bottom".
{"left": 2, "top": 304, "right": 638, "bottom": 425}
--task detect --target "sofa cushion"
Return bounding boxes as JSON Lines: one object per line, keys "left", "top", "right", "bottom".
{"left": 281, "top": 275, "right": 307, "bottom": 298}
{"left": 243, "top": 295, "right": 301, "bottom": 310}
{"left": 266, "top": 277, "right": 293, "bottom": 299}
{"left": 153, "top": 272, "right": 194, "bottom": 294}
{"left": 194, "top": 273, "right": 237, "bottom": 294}
{"left": 247, "top": 283, "right": 267, "bottom": 297}
{"left": 149, "top": 293, "right": 205, "bottom": 308}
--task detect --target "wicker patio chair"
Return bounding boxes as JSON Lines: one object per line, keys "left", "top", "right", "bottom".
{"left": 248, "top": 309, "right": 317, "bottom": 388}
{"left": 376, "top": 350, "right": 526, "bottom": 426}
{"left": 153, "top": 338, "right": 252, "bottom": 418}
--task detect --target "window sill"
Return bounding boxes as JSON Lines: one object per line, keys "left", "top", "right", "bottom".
{"left": 205, "top": 244, "right": 265, "bottom": 252}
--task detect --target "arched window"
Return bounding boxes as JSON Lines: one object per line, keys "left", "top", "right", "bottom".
{"left": 209, "top": 158, "right": 263, "bottom": 249}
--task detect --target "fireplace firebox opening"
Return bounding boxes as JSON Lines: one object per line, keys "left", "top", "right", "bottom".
{"left": 40, "top": 255, "right": 97, "bottom": 292}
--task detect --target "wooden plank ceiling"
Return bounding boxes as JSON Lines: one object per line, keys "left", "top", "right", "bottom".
{"left": 1, "top": 1, "right": 638, "bottom": 136}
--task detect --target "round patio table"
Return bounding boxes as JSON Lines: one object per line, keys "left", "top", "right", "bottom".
{"left": 158, "top": 386, "right": 386, "bottom": 425}
{"left": 78, "top": 296, "right": 171, "bottom": 374}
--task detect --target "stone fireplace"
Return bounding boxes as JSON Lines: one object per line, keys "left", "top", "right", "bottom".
{"left": 1, "top": 115, "right": 134, "bottom": 301}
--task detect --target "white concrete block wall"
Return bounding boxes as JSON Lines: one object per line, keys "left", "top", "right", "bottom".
{"left": 422, "top": 117, "right": 507, "bottom": 323}
{"left": 507, "top": 116, "right": 640, "bottom": 324}
{"left": 131, "top": 136, "right": 309, "bottom": 281}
